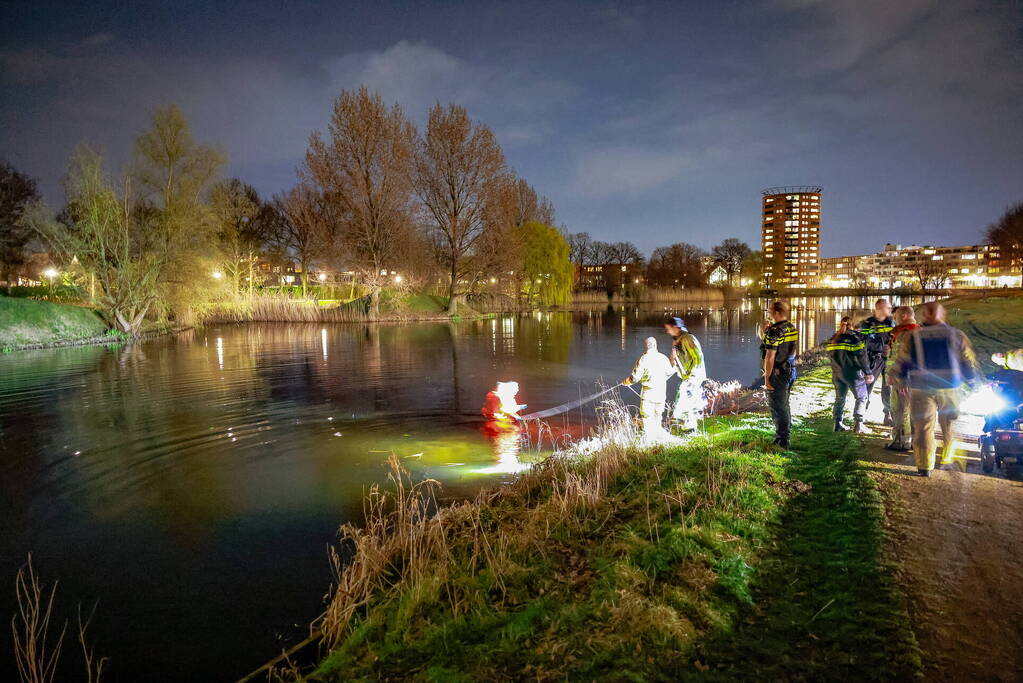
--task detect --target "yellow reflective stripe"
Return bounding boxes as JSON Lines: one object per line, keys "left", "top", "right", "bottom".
{"left": 827, "top": 343, "right": 864, "bottom": 352}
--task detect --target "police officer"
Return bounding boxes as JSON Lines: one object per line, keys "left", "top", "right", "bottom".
{"left": 762, "top": 301, "right": 799, "bottom": 448}
{"left": 827, "top": 315, "right": 874, "bottom": 433}
{"left": 859, "top": 299, "right": 895, "bottom": 424}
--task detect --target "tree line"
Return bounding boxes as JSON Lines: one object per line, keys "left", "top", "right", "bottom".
{"left": 566, "top": 232, "right": 762, "bottom": 290}
{"left": 0, "top": 88, "right": 571, "bottom": 332}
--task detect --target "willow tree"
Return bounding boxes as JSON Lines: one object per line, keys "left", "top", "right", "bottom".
{"left": 132, "top": 105, "right": 224, "bottom": 322}
{"left": 30, "top": 148, "right": 161, "bottom": 334}
{"left": 413, "top": 103, "right": 508, "bottom": 314}
{"left": 304, "top": 87, "right": 416, "bottom": 318}
{"left": 514, "top": 221, "right": 572, "bottom": 307}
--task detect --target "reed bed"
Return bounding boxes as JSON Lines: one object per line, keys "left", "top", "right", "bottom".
{"left": 304, "top": 395, "right": 800, "bottom": 681}
{"left": 571, "top": 287, "right": 726, "bottom": 306}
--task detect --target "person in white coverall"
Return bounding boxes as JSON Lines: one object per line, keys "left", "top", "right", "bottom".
{"left": 623, "top": 337, "right": 674, "bottom": 435}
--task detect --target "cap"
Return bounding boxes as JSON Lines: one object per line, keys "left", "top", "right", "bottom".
{"left": 671, "top": 317, "right": 687, "bottom": 330}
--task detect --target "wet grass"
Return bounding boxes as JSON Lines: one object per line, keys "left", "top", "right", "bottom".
{"left": 0, "top": 297, "right": 108, "bottom": 349}
{"left": 301, "top": 401, "right": 919, "bottom": 681}
{"left": 940, "top": 293, "right": 1023, "bottom": 372}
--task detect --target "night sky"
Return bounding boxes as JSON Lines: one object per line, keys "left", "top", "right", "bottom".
{"left": 3, "top": 0, "right": 1022, "bottom": 257}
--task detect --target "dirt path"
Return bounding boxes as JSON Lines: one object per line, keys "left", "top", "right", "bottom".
{"left": 861, "top": 432, "right": 1023, "bottom": 682}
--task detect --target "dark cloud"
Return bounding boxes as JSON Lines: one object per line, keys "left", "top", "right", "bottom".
{"left": 1, "top": 0, "right": 1021, "bottom": 256}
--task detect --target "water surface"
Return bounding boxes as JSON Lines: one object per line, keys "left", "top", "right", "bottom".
{"left": 0, "top": 297, "right": 916, "bottom": 680}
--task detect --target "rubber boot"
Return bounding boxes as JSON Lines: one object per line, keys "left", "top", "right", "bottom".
{"left": 834, "top": 419, "right": 849, "bottom": 432}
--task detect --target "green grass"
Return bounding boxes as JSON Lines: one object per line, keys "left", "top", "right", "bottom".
{"left": 0, "top": 296, "right": 108, "bottom": 348}
{"left": 940, "top": 293, "right": 1023, "bottom": 372}
{"left": 306, "top": 406, "right": 918, "bottom": 681}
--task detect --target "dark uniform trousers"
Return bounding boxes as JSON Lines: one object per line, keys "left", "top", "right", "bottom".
{"left": 768, "top": 367, "right": 793, "bottom": 442}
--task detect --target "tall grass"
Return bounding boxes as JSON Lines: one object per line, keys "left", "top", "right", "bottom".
{"left": 10, "top": 557, "right": 107, "bottom": 683}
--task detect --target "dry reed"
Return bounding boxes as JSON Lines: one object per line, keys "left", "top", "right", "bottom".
{"left": 11, "top": 556, "right": 66, "bottom": 683}
{"left": 571, "top": 287, "right": 726, "bottom": 305}
{"left": 314, "top": 390, "right": 653, "bottom": 647}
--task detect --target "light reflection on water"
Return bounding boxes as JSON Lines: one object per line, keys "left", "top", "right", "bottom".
{"left": 0, "top": 295, "right": 919, "bottom": 681}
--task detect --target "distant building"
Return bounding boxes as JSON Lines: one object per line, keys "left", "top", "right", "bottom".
{"left": 761, "top": 186, "right": 821, "bottom": 289}
{"left": 817, "top": 243, "right": 1020, "bottom": 289}
{"left": 577, "top": 263, "right": 643, "bottom": 290}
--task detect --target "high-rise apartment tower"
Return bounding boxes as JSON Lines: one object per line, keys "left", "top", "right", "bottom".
{"left": 761, "top": 186, "right": 821, "bottom": 288}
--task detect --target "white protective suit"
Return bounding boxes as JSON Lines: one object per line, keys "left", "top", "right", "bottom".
{"left": 628, "top": 347, "right": 675, "bottom": 435}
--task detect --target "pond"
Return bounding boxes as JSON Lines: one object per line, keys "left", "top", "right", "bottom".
{"left": 0, "top": 296, "right": 919, "bottom": 681}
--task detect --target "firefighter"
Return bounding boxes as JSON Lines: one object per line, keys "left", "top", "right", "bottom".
{"left": 893, "top": 302, "right": 980, "bottom": 476}
{"left": 992, "top": 349, "right": 1023, "bottom": 372}
{"left": 622, "top": 336, "right": 674, "bottom": 435}
{"left": 859, "top": 298, "right": 895, "bottom": 425}
{"left": 762, "top": 301, "right": 799, "bottom": 448}
{"left": 481, "top": 381, "right": 525, "bottom": 433}
{"left": 885, "top": 306, "right": 919, "bottom": 451}
{"left": 663, "top": 317, "right": 706, "bottom": 431}
{"left": 827, "top": 315, "right": 874, "bottom": 433}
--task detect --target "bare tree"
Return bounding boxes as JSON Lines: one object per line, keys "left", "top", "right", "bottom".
{"left": 510, "top": 176, "right": 555, "bottom": 227}
{"left": 646, "top": 242, "right": 707, "bottom": 288}
{"left": 412, "top": 103, "right": 508, "bottom": 314}
{"left": 304, "top": 88, "right": 417, "bottom": 317}
{"left": 210, "top": 179, "right": 262, "bottom": 297}
{"left": 711, "top": 238, "right": 752, "bottom": 287}
{"left": 276, "top": 183, "right": 333, "bottom": 296}
{"left": 985, "top": 201, "right": 1023, "bottom": 279}
{"left": 565, "top": 232, "right": 593, "bottom": 265}
{"left": 913, "top": 259, "right": 951, "bottom": 292}
{"left": 605, "top": 241, "right": 644, "bottom": 265}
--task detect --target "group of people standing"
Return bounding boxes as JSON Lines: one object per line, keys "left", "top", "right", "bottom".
{"left": 623, "top": 297, "right": 984, "bottom": 479}
{"left": 488, "top": 297, "right": 986, "bottom": 480}
{"left": 826, "top": 298, "right": 980, "bottom": 476}
{"left": 622, "top": 316, "right": 707, "bottom": 437}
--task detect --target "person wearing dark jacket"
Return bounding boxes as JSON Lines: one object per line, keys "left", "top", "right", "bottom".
{"left": 762, "top": 301, "right": 799, "bottom": 448}
{"left": 858, "top": 299, "right": 895, "bottom": 425}
{"left": 827, "top": 316, "right": 874, "bottom": 433}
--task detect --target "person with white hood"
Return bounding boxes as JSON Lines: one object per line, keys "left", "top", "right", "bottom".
{"left": 623, "top": 336, "right": 675, "bottom": 435}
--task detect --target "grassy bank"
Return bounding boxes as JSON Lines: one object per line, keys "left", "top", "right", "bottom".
{"left": 940, "top": 292, "right": 1023, "bottom": 371}
{"left": 301, "top": 377, "right": 917, "bottom": 681}
{"left": 0, "top": 296, "right": 109, "bottom": 349}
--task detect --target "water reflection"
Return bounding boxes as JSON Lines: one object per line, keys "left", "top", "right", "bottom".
{"left": 0, "top": 295, "right": 921, "bottom": 682}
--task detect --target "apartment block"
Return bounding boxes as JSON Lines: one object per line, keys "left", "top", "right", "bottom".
{"left": 761, "top": 186, "right": 821, "bottom": 289}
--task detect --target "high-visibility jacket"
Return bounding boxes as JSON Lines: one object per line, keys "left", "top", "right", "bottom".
{"left": 859, "top": 315, "right": 895, "bottom": 368}
{"left": 628, "top": 349, "right": 674, "bottom": 403}
{"left": 894, "top": 322, "right": 979, "bottom": 391}
{"left": 670, "top": 331, "right": 705, "bottom": 382}
{"left": 763, "top": 320, "right": 799, "bottom": 381}
{"left": 827, "top": 331, "right": 871, "bottom": 381}
{"left": 998, "top": 348, "right": 1023, "bottom": 372}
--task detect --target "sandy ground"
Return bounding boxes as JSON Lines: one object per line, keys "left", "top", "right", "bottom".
{"left": 853, "top": 391, "right": 1023, "bottom": 682}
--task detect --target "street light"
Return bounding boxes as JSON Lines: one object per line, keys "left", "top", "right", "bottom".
{"left": 394, "top": 275, "right": 403, "bottom": 283}
{"left": 318, "top": 272, "right": 327, "bottom": 282}
{"left": 212, "top": 271, "right": 223, "bottom": 280}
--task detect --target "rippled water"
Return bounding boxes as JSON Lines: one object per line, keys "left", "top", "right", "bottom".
{"left": 0, "top": 297, "right": 916, "bottom": 681}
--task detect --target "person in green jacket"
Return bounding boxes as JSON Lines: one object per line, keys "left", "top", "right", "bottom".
{"left": 663, "top": 316, "right": 706, "bottom": 431}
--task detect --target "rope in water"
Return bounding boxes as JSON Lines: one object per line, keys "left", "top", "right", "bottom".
{"left": 519, "top": 383, "right": 624, "bottom": 420}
